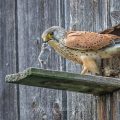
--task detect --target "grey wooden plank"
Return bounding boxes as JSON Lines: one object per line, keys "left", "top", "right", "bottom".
{"left": 65, "top": 1, "right": 84, "bottom": 119}
{"left": 95, "top": 0, "right": 113, "bottom": 119}
{"left": 17, "top": 0, "right": 65, "bottom": 120}
{"left": 65, "top": 0, "right": 98, "bottom": 120}
{"left": 14, "top": 0, "right": 120, "bottom": 120}
{"left": 96, "top": 0, "right": 120, "bottom": 120}
{"left": 6, "top": 67, "right": 120, "bottom": 95}
{"left": 108, "top": 1, "right": 120, "bottom": 120}
{"left": 0, "top": 0, "right": 18, "bottom": 120}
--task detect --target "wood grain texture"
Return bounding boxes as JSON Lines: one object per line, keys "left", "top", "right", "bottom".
{"left": 95, "top": 0, "right": 115, "bottom": 120}
{"left": 6, "top": 67, "right": 120, "bottom": 95}
{"left": 0, "top": 0, "right": 18, "bottom": 120}
{"left": 17, "top": 0, "right": 66, "bottom": 120}
{"left": 109, "top": 0, "right": 120, "bottom": 119}
{"left": 2, "top": 0, "right": 120, "bottom": 120}
{"left": 97, "top": 0, "right": 120, "bottom": 120}
{"left": 65, "top": 0, "right": 97, "bottom": 120}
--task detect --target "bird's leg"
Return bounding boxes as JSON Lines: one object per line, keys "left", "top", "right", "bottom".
{"left": 81, "top": 66, "right": 88, "bottom": 75}
{"left": 80, "top": 56, "right": 100, "bottom": 75}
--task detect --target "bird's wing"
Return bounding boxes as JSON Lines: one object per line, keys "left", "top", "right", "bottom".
{"left": 64, "top": 31, "right": 120, "bottom": 50}
{"left": 99, "top": 24, "right": 120, "bottom": 36}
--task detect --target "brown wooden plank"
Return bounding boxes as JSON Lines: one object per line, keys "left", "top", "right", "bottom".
{"left": 6, "top": 68, "right": 120, "bottom": 95}
{"left": 0, "top": 0, "right": 18, "bottom": 120}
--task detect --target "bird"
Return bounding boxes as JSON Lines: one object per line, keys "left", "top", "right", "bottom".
{"left": 41, "top": 26, "right": 120, "bottom": 75}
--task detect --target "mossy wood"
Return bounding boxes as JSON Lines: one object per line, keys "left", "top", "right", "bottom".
{"left": 5, "top": 68, "right": 120, "bottom": 95}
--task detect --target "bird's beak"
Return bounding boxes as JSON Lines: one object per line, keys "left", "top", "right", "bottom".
{"left": 42, "top": 34, "right": 53, "bottom": 43}
{"left": 41, "top": 35, "right": 47, "bottom": 43}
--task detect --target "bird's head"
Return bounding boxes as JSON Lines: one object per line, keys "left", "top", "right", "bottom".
{"left": 41, "top": 26, "right": 66, "bottom": 42}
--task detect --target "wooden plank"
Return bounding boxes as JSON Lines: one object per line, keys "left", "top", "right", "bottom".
{"left": 65, "top": 0, "right": 98, "bottom": 119}
{"left": 97, "top": 0, "right": 120, "bottom": 120}
{"left": 104, "top": 1, "right": 120, "bottom": 120}
{"left": 0, "top": 0, "right": 18, "bottom": 120}
{"left": 95, "top": 0, "right": 113, "bottom": 120}
{"left": 6, "top": 67, "right": 120, "bottom": 95}
{"left": 13, "top": 0, "right": 120, "bottom": 120}
{"left": 17, "top": 0, "right": 65, "bottom": 120}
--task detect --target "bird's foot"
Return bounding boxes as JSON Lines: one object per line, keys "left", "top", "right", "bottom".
{"left": 103, "top": 66, "right": 120, "bottom": 77}
{"left": 81, "top": 67, "right": 88, "bottom": 75}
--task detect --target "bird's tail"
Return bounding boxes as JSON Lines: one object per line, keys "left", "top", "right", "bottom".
{"left": 98, "top": 43, "right": 120, "bottom": 58}
{"left": 111, "top": 35, "right": 120, "bottom": 40}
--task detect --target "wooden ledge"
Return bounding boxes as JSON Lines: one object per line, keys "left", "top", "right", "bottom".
{"left": 5, "top": 67, "right": 120, "bottom": 95}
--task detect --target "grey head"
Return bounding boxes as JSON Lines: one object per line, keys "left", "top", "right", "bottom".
{"left": 41, "top": 26, "right": 66, "bottom": 42}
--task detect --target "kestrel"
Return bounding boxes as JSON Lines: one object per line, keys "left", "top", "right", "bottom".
{"left": 41, "top": 26, "right": 120, "bottom": 75}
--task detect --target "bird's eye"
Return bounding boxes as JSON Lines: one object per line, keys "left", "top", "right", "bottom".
{"left": 50, "top": 32, "right": 54, "bottom": 35}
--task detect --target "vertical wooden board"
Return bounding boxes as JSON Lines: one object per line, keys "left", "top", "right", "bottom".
{"left": 15, "top": 0, "right": 120, "bottom": 120}
{"left": 96, "top": 0, "right": 120, "bottom": 120}
{"left": 17, "top": 0, "right": 66, "bottom": 120}
{"left": 112, "top": 91, "right": 120, "bottom": 120}
{"left": 64, "top": 0, "right": 97, "bottom": 120}
{"left": 0, "top": 0, "right": 18, "bottom": 120}
{"left": 109, "top": 2, "right": 120, "bottom": 119}
{"left": 110, "top": 0, "right": 120, "bottom": 25}
{"left": 94, "top": 0, "right": 114, "bottom": 120}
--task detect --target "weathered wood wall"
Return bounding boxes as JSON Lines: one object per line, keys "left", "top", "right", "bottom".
{"left": 0, "top": 0, "right": 120, "bottom": 120}
{"left": 0, "top": 0, "right": 18, "bottom": 119}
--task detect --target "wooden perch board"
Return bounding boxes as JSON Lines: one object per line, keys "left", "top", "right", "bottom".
{"left": 5, "top": 68, "right": 120, "bottom": 95}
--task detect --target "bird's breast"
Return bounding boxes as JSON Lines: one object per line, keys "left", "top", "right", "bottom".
{"left": 48, "top": 40, "right": 101, "bottom": 64}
